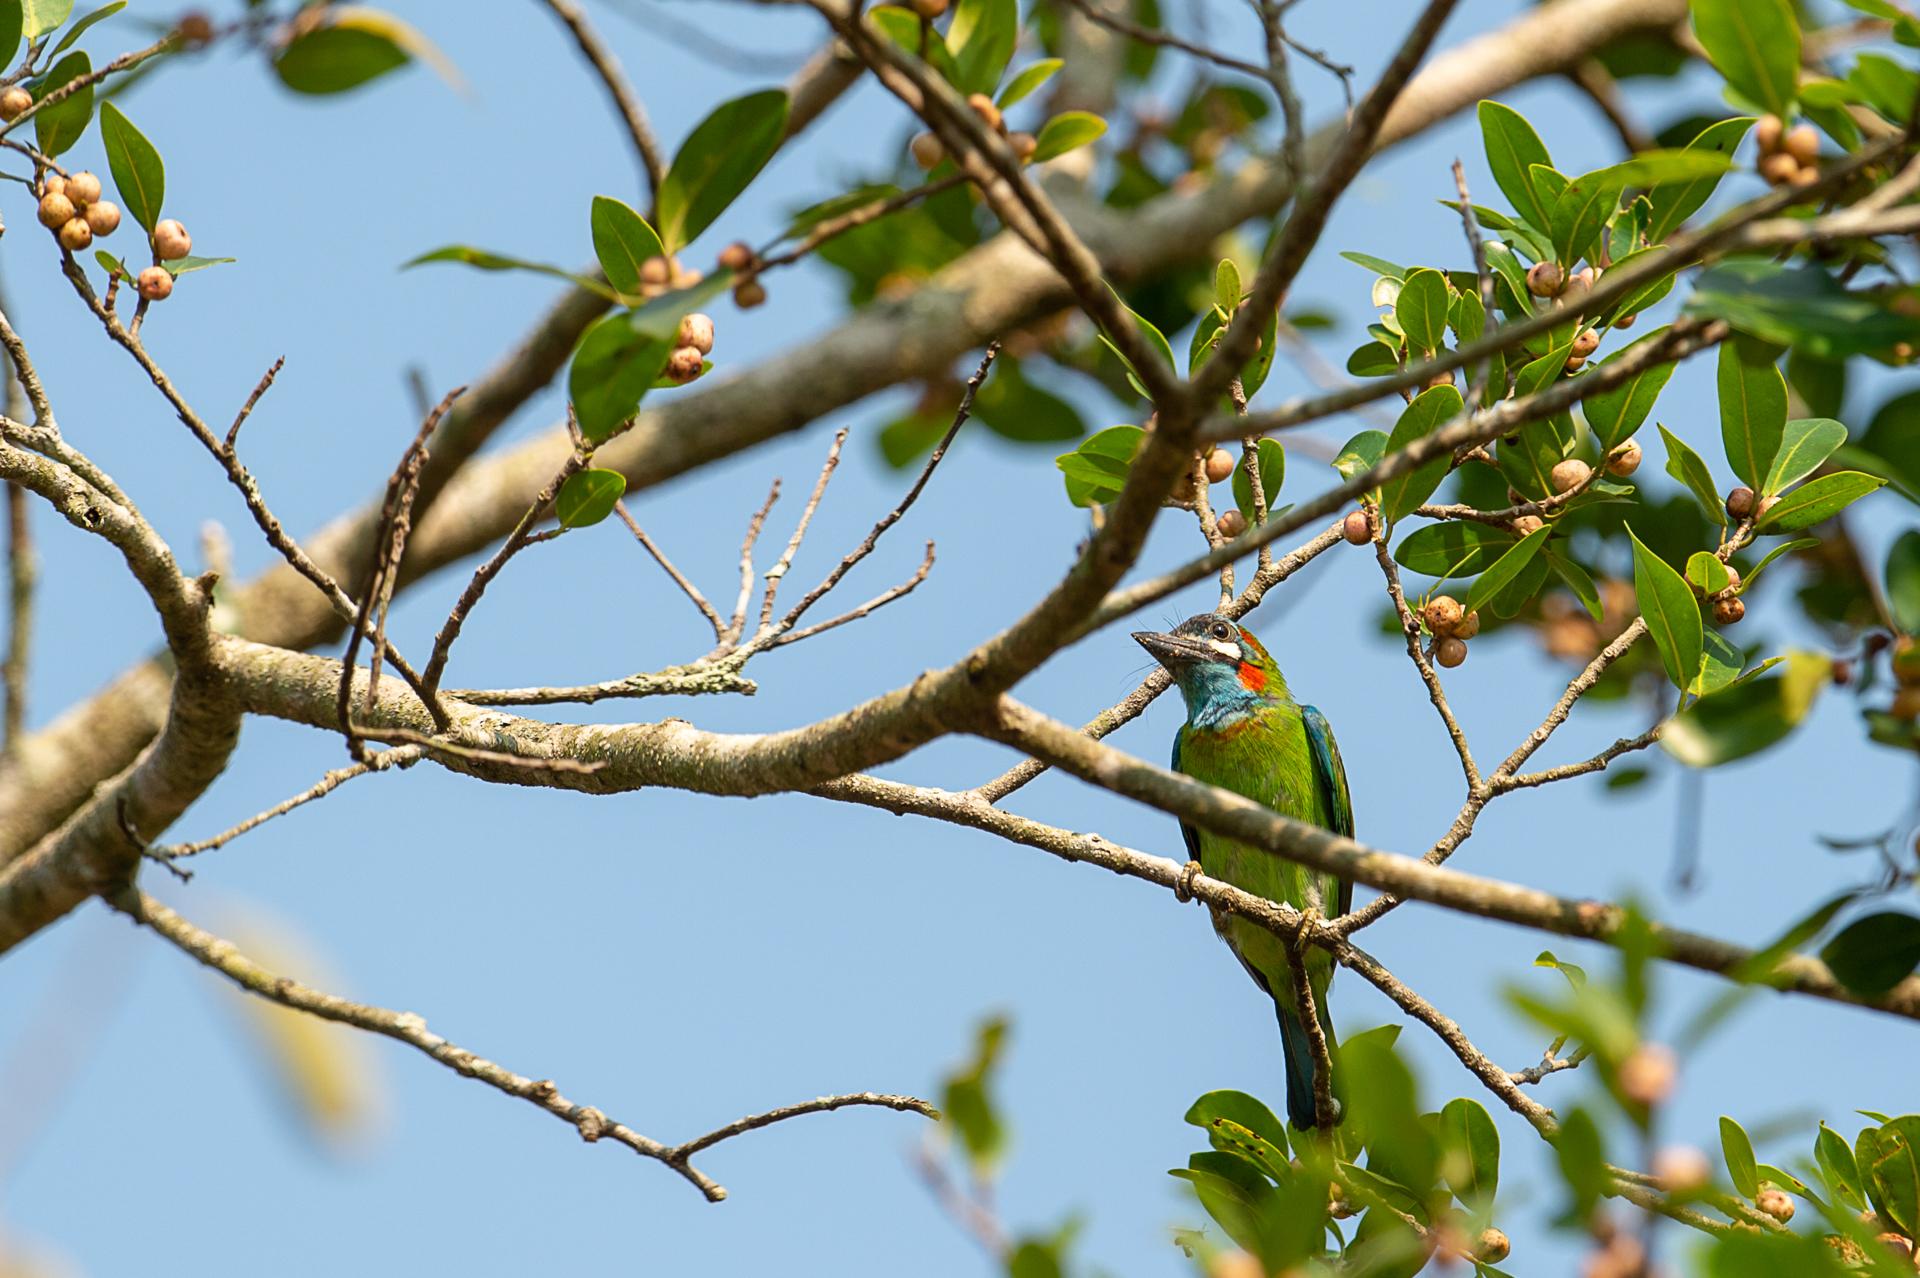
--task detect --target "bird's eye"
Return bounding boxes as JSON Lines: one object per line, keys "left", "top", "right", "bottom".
{"left": 1211, "top": 623, "right": 1231, "bottom": 640}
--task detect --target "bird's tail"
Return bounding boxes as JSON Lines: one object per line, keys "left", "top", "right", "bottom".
{"left": 1277, "top": 1001, "right": 1341, "bottom": 1131}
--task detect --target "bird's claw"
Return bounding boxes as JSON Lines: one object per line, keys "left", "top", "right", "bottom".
{"left": 1175, "top": 859, "right": 1203, "bottom": 903}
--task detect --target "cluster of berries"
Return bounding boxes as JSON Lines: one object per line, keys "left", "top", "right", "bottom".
{"left": 1197, "top": 448, "right": 1252, "bottom": 536}
{"left": 1884, "top": 633, "right": 1920, "bottom": 719}
{"left": 1420, "top": 594, "right": 1480, "bottom": 668}
{"left": 1523, "top": 261, "right": 1637, "bottom": 370}
{"left": 910, "top": 91, "right": 1038, "bottom": 170}
{"left": 1754, "top": 114, "right": 1822, "bottom": 189}
{"left": 34, "top": 170, "right": 120, "bottom": 252}
{"left": 663, "top": 312, "right": 714, "bottom": 385}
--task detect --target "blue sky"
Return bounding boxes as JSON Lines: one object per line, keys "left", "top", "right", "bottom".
{"left": 2, "top": 2, "right": 1915, "bottom": 1275}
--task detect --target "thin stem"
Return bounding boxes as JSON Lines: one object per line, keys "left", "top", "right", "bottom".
{"left": 536, "top": 0, "right": 668, "bottom": 201}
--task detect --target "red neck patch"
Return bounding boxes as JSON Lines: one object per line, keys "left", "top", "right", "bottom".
{"left": 1237, "top": 661, "right": 1268, "bottom": 694}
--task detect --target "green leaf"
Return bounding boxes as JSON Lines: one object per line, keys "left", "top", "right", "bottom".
{"left": 1721, "top": 1116, "right": 1759, "bottom": 1198}
{"left": 1552, "top": 1108, "right": 1609, "bottom": 1221}
{"left": 1215, "top": 258, "right": 1242, "bottom": 312}
{"left": 1887, "top": 531, "right": 1920, "bottom": 634}
{"left": 1498, "top": 410, "right": 1576, "bottom": 503}
{"left": 656, "top": 88, "right": 788, "bottom": 252}
{"left": 1340, "top": 251, "right": 1405, "bottom": 280}
{"left": 1535, "top": 950, "right": 1588, "bottom": 987}
{"left": 0, "top": 0, "right": 17, "bottom": 66}
{"left": 948, "top": 0, "right": 1016, "bottom": 95}
{"left": 1584, "top": 327, "right": 1677, "bottom": 450}
{"left": 1595, "top": 248, "right": 1677, "bottom": 327}
{"left": 20, "top": 0, "right": 69, "bottom": 39}
{"left": 1817, "top": 1123, "right": 1865, "bottom": 1210}
{"left": 1659, "top": 424, "right": 1727, "bottom": 525}
{"left": 1718, "top": 342, "right": 1786, "bottom": 493}
{"left": 1629, "top": 526, "right": 1703, "bottom": 692}
{"left": 1756, "top": 472, "right": 1885, "bottom": 531}
{"left": 1231, "top": 438, "right": 1286, "bottom": 518}
{"left": 1333, "top": 430, "right": 1387, "bottom": 483}
{"left": 33, "top": 50, "right": 92, "bottom": 157}
{"left": 1099, "top": 286, "right": 1174, "bottom": 398}
{"left": 1663, "top": 649, "right": 1829, "bottom": 765}
{"left": 1692, "top": 627, "right": 1745, "bottom": 697}
{"left": 1819, "top": 913, "right": 1920, "bottom": 997}
{"left": 1691, "top": 0, "right": 1800, "bottom": 116}
{"left": 1550, "top": 168, "right": 1626, "bottom": 266}
{"left": 568, "top": 312, "right": 672, "bottom": 444}
{"left": 997, "top": 57, "right": 1062, "bottom": 109}
{"left": 1189, "top": 303, "right": 1276, "bottom": 398}
{"left": 1379, "top": 384, "right": 1461, "bottom": 522}
{"left": 869, "top": 6, "right": 962, "bottom": 84}
{"left": 1031, "top": 110, "right": 1106, "bottom": 161}
{"left": 555, "top": 468, "right": 626, "bottom": 528}
{"left": 1465, "top": 526, "right": 1551, "bottom": 615}
{"left": 1687, "top": 551, "right": 1730, "bottom": 596}
{"left": 1647, "top": 117, "right": 1755, "bottom": 242}
{"left": 1346, "top": 341, "right": 1400, "bottom": 377}
{"left": 1687, "top": 260, "right": 1920, "bottom": 360}
{"left": 1549, "top": 550, "right": 1605, "bottom": 622}
{"left": 1439, "top": 1098, "right": 1499, "bottom": 1209}
{"left": 158, "top": 254, "right": 234, "bottom": 277}
{"left": 1787, "top": 350, "right": 1847, "bottom": 420}
{"left": 1394, "top": 523, "right": 1523, "bottom": 579}
{"left": 971, "top": 357, "right": 1084, "bottom": 444}
{"left": 96, "top": 101, "right": 162, "bottom": 232}
{"left": 1866, "top": 1117, "right": 1920, "bottom": 1239}
{"left": 403, "top": 246, "right": 623, "bottom": 303}
{"left": 1394, "top": 268, "right": 1450, "bottom": 356}
{"left": 1477, "top": 100, "right": 1555, "bottom": 234}
{"left": 1762, "top": 418, "right": 1847, "bottom": 496}
{"left": 274, "top": 22, "right": 410, "bottom": 95}
{"left": 1741, "top": 537, "right": 1816, "bottom": 594}
{"left": 1056, "top": 424, "right": 1144, "bottom": 506}
{"left": 587, "top": 196, "right": 663, "bottom": 298}
{"left": 48, "top": 0, "right": 120, "bottom": 57}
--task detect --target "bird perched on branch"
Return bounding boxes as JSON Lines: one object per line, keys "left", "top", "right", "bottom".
{"left": 1134, "top": 612, "right": 1353, "bottom": 1130}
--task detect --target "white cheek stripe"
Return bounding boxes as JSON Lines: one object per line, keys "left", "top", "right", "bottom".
{"left": 1207, "top": 638, "right": 1241, "bottom": 658}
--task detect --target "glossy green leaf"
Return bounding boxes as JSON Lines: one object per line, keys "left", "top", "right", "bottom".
{"left": 96, "top": 101, "right": 162, "bottom": 232}
{"left": 1031, "top": 110, "right": 1106, "bottom": 161}
{"left": 1819, "top": 913, "right": 1920, "bottom": 997}
{"left": 1762, "top": 418, "right": 1847, "bottom": 496}
{"left": 1346, "top": 341, "right": 1399, "bottom": 377}
{"left": 1232, "top": 438, "right": 1286, "bottom": 519}
{"left": 1215, "top": 258, "right": 1242, "bottom": 312}
{"left": 0, "top": 0, "right": 21, "bottom": 64}
{"left": 1688, "top": 260, "right": 1920, "bottom": 360}
{"left": 1721, "top": 1116, "right": 1759, "bottom": 1198}
{"left": 1866, "top": 1116, "right": 1920, "bottom": 1239}
{"left": 1465, "top": 525, "right": 1551, "bottom": 615}
{"left": 1629, "top": 526, "right": 1703, "bottom": 692}
{"left": 657, "top": 89, "right": 788, "bottom": 252}
{"left": 1188, "top": 303, "right": 1276, "bottom": 398}
{"left": 20, "top": 0, "right": 69, "bottom": 39}
{"left": 568, "top": 313, "right": 672, "bottom": 443}
{"left": 1693, "top": 627, "right": 1745, "bottom": 697}
{"left": 1394, "top": 268, "right": 1450, "bottom": 356}
{"left": 1718, "top": 342, "right": 1786, "bottom": 493}
{"left": 158, "top": 254, "right": 234, "bottom": 277}
{"left": 1691, "top": 0, "right": 1800, "bottom": 116}
{"left": 1596, "top": 248, "right": 1677, "bottom": 327}
{"left": 1379, "top": 384, "right": 1461, "bottom": 522}
{"left": 1660, "top": 424, "right": 1727, "bottom": 525}
{"left": 1646, "top": 117, "right": 1755, "bottom": 242}
{"left": 555, "top": 468, "right": 626, "bottom": 528}
{"left": 404, "top": 246, "right": 623, "bottom": 303}
{"left": 1687, "top": 551, "right": 1730, "bottom": 596}
{"left": 588, "top": 196, "right": 663, "bottom": 297}
{"left": 49, "top": 0, "right": 120, "bottom": 56}
{"left": 1663, "top": 650, "right": 1829, "bottom": 765}
{"left": 1056, "top": 424, "right": 1144, "bottom": 506}
{"left": 1584, "top": 327, "right": 1677, "bottom": 450}
{"left": 33, "top": 50, "right": 92, "bottom": 157}
{"left": 1741, "top": 537, "right": 1816, "bottom": 594}
{"left": 274, "top": 22, "right": 409, "bottom": 94}
{"left": 1550, "top": 168, "right": 1626, "bottom": 266}
{"left": 1498, "top": 411, "right": 1576, "bottom": 502}
{"left": 1483, "top": 241, "right": 1533, "bottom": 318}
{"left": 1439, "top": 1097, "right": 1499, "bottom": 1208}
{"left": 1756, "top": 472, "right": 1885, "bottom": 531}
{"left": 1477, "top": 100, "right": 1555, "bottom": 233}
{"left": 997, "top": 57, "right": 1062, "bottom": 108}
{"left": 1550, "top": 550, "right": 1605, "bottom": 622}
{"left": 1394, "top": 522, "right": 1524, "bottom": 579}
{"left": 947, "top": 0, "right": 1016, "bottom": 95}
{"left": 1333, "top": 429, "right": 1387, "bottom": 483}
{"left": 1818, "top": 1123, "right": 1865, "bottom": 1210}
{"left": 1340, "top": 250, "right": 1406, "bottom": 280}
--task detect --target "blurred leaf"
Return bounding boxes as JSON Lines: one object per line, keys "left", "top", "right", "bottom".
{"left": 1756, "top": 472, "right": 1884, "bottom": 531}
{"left": 1887, "top": 531, "right": 1920, "bottom": 634}
{"left": 1584, "top": 327, "right": 1677, "bottom": 451}
{"left": 941, "top": 1015, "right": 1010, "bottom": 1172}
{"left": 0, "top": 0, "right": 17, "bottom": 66}
{"left": 404, "top": 245, "right": 623, "bottom": 303}
{"left": 1170, "top": 1152, "right": 1275, "bottom": 1254}
{"left": 1395, "top": 523, "right": 1524, "bottom": 579}
{"left": 1718, "top": 341, "right": 1786, "bottom": 493}
{"left": 1465, "top": 525, "right": 1551, "bottom": 615}
{"left": 973, "top": 358, "right": 1084, "bottom": 444}
{"left": 589, "top": 195, "right": 663, "bottom": 297}
{"left": 97, "top": 101, "right": 162, "bottom": 232}
{"left": 1663, "top": 650, "right": 1830, "bottom": 765}
{"left": 870, "top": 6, "right": 962, "bottom": 84}
{"left": 1056, "top": 424, "right": 1143, "bottom": 506}
{"left": 1551, "top": 1107, "right": 1608, "bottom": 1221}
{"left": 1843, "top": 0, "right": 1920, "bottom": 44}
{"left": 1691, "top": 0, "right": 1800, "bottom": 116}
{"left": 33, "top": 49, "right": 91, "bottom": 156}
{"left": 1031, "top": 110, "right": 1106, "bottom": 161}
{"left": 1819, "top": 913, "right": 1920, "bottom": 997}
{"left": 997, "top": 57, "right": 1062, "bottom": 108}
{"left": 1097, "top": 287, "right": 1174, "bottom": 399}
{"left": 1786, "top": 350, "right": 1846, "bottom": 420}
{"left": 1379, "top": 384, "right": 1460, "bottom": 522}
{"left": 555, "top": 468, "right": 625, "bottom": 528}
{"left": 1345, "top": 1032, "right": 1437, "bottom": 1196}
{"left": 1818, "top": 1122, "right": 1866, "bottom": 1209}
{"left": 1630, "top": 526, "right": 1703, "bottom": 692}
{"left": 1232, "top": 438, "right": 1286, "bottom": 518}
{"left": 1394, "top": 268, "right": 1450, "bottom": 356}
{"left": 948, "top": 0, "right": 1016, "bottom": 95}
{"left": 1549, "top": 550, "right": 1605, "bottom": 621}
{"left": 1477, "top": 100, "right": 1555, "bottom": 233}
{"left": 274, "top": 16, "right": 411, "bottom": 94}
{"left": 1705, "top": 1228, "right": 1855, "bottom": 1276}
{"left": 20, "top": 0, "right": 69, "bottom": 39}
{"left": 1645, "top": 116, "right": 1754, "bottom": 242}
{"left": 1439, "top": 1097, "right": 1500, "bottom": 1208}
{"left": 1763, "top": 418, "right": 1847, "bottom": 497}
{"left": 1721, "top": 1115, "right": 1759, "bottom": 1197}
{"left": 656, "top": 89, "right": 788, "bottom": 252}
{"left": 1688, "top": 260, "right": 1920, "bottom": 359}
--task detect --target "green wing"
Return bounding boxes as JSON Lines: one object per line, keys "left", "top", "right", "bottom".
{"left": 1301, "top": 705, "right": 1354, "bottom": 917}
{"left": 1171, "top": 725, "right": 1202, "bottom": 863}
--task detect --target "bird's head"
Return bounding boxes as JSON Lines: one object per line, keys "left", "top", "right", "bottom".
{"left": 1133, "top": 612, "right": 1289, "bottom": 723}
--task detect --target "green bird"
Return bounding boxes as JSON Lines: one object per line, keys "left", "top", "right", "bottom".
{"left": 1134, "top": 611, "right": 1353, "bottom": 1130}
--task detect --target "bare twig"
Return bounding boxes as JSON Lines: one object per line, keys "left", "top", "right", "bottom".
{"left": 1450, "top": 158, "right": 1498, "bottom": 407}
{"left": 145, "top": 746, "right": 424, "bottom": 866}
{"left": 536, "top": 0, "right": 669, "bottom": 200}
{"left": 669, "top": 1092, "right": 937, "bottom": 1162}
{"left": 615, "top": 500, "right": 727, "bottom": 639}
{"left": 726, "top": 481, "right": 781, "bottom": 647}
{"left": 3, "top": 481, "right": 29, "bottom": 752}
{"left": 1371, "top": 515, "right": 1480, "bottom": 790}
{"left": 760, "top": 430, "right": 847, "bottom": 629}
{"left": 225, "top": 356, "right": 284, "bottom": 453}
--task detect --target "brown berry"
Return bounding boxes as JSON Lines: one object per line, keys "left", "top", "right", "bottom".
{"left": 1454, "top": 609, "right": 1481, "bottom": 640}
{"left": 1202, "top": 449, "right": 1235, "bottom": 484}
{"left": 0, "top": 86, "right": 30, "bottom": 121}
{"left": 83, "top": 200, "right": 120, "bottom": 236}
{"left": 175, "top": 10, "right": 214, "bottom": 45}
{"left": 1713, "top": 596, "right": 1746, "bottom": 626}
{"left": 136, "top": 265, "right": 173, "bottom": 301}
{"left": 718, "top": 241, "right": 754, "bottom": 273}
{"left": 1571, "top": 328, "right": 1600, "bottom": 359}
{"left": 1721, "top": 564, "right": 1742, "bottom": 594}
{"left": 1759, "top": 151, "right": 1800, "bottom": 186}
{"left": 1570, "top": 267, "right": 1597, "bottom": 292}
{"left": 1617, "top": 1043, "right": 1676, "bottom": 1107}
{"left": 1551, "top": 458, "right": 1592, "bottom": 494}
{"left": 1892, "top": 636, "right": 1920, "bottom": 685}
{"left": 639, "top": 255, "right": 670, "bottom": 286}
{"left": 966, "top": 92, "right": 1003, "bottom": 133}
{"left": 1435, "top": 636, "right": 1468, "bottom": 668}
{"left": 1512, "top": 515, "right": 1545, "bottom": 535}
{"left": 65, "top": 170, "right": 101, "bottom": 205}
{"left": 1725, "top": 487, "right": 1756, "bottom": 520}
{"left": 910, "top": 131, "right": 944, "bottom": 169}
{"left": 40, "top": 173, "right": 66, "bottom": 197}
{"left": 1216, "top": 508, "right": 1247, "bottom": 538}
{"left": 733, "top": 279, "right": 767, "bottom": 309}
{"left": 1755, "top": 114, "right": 1784, "bottom": 154}
{"left": 665, "top": 345, "right": 705, "bottom": 384}
{"left": 669, "top": 264, "right": 703, "bottom": 289}
{"left": 1893, "top": 686, "right": 1920, "bottom": 721}
{"left": 1423, "top": 595, "right": 1465, "bottom": 635}
{"left": 910, "top": 0, "right": 949, "bottom": 16}
{"left": 1614, "top": 312, "right": 1637, "bottom": 329}
{"left": 1564, "top": 355, "right": 1587, "bottom": 374}
{"left": 1342, "top": 511, "right": 1371, "bottom": 545}
{"left": 151, "top": 218, "right": 191, "bottom": 260}
{"left": 1475, "top": 1229, "right": 1511, "bottom": 1264}
{"left": 1009, "top": 131, "right": 1038, "bottom": 162}
{"left": 1877, "top": 1233, "right": 1914, "bottom": 1260}
{"left": 1525, "top": 261, "right": 1563, "bottom": 298}
{"left": 57, "top": 217, "right": 91, "bottom": 251}
{"left": 1653, "top": 1145, "right": 1712, "bottom": 1194}
{"left": 1789, "top": 162, "right": 1820, "bottom": 189}
{"left": 1755, "top": 1188, "right": 1795, "bottom": 1223}
{"left": 1607, "top": 439, "right": 1642, "bottom": 477}
{"left": 1427, "top": 368, "right": 1457, "bottom": 389}
{"left": 37, "top": 192, "right": 75, "bottom": 229}
{"left": 676, "top": 312, "right": 715, "bottom": 355}
{"left": 1784, "top": 123, "right": 1820, "bottom": 166}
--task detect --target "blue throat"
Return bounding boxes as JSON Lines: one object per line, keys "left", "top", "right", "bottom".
{"left": 1178, "top": 665, "right": 1270, "bottom": 731}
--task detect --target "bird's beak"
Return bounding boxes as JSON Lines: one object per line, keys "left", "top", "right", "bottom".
{"left": 1132, "top": 630, "right": 1219, "bottom": 672}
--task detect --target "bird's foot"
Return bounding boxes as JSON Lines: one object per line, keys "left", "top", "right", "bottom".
{"left": 1175, "top": 859, "right": 1203, "bottom": 903}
